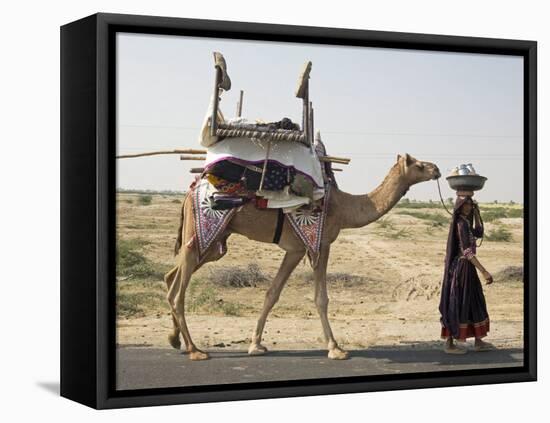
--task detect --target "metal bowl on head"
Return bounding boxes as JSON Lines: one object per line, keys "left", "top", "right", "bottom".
{"left": 446, "top": 174, "right": 487, "bottom": 192}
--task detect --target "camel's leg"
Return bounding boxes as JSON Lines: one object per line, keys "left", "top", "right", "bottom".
{"left": 248, "top": 250, "right": 305, "bottom": 355}
{"left": 165, "top": 234, "right": 230, "bottom": 356}
{"left": 166, "top": 251, "right": 209, "bottom": 361}
{"left": 164, "top": 266, "right": 182, "bottom": 349}
{"left": 314, "top": 245, "right": 349, "bottom": 360}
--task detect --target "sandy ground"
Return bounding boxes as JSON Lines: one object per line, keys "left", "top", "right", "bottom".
{"left": 116, "top": 193, "right": 524, "bottom": 353}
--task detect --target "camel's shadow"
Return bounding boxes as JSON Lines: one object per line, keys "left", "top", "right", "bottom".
{"left": 202, "top": 342, "right": 524, "bottom": 367}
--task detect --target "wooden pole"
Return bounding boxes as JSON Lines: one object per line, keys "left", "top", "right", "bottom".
{"left": 309, "top": 101, "right": 314, "bottom": 148}
{"left": 210, "top": 66, "right": 221, "bottom": 137}
{"left": 179, "top": 155, "right": 206, "bottom": 161}
{"left": 190, "top": 168, "right": 204, "bottom": 174}
{"left": 116, "top": 149, "right": 206, "bottom": 159}
{"left": 236, "top": 90, "right": 244, "bottom": 117}
{"left": 302, "top": 79, "right": 309, "bottom": 144}
{"left": 319, "top": 156, "right": 351, "bottom": 164}
{"left": 258, "top": 142, "right": 272, "bottom": 191}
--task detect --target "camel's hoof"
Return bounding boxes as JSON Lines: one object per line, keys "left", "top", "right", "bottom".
{"left": 248, "top": 344, "right": 268, "bottom": 356}
{"left": 328, "top": 347, "right": 349, "bottom": 360}
{"left": 168, "top": 334, "right": 181, "bottom": 350}
{"left": 189, "top": 349, "right": 210, "bottom": 361}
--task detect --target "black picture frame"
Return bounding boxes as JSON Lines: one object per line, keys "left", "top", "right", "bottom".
{"left": 60, "top": 12, "right": 537, "bottom": 409}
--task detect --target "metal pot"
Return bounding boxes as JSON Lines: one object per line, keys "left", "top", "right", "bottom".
{"left": 446, "top": 174, "right": 487, "bottom": 191}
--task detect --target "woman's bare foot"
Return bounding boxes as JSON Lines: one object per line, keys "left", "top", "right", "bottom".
{"left": 444, "top": 338, "right": 467, "bottom": 354}
{"left": 474, "top": 339, "right": 496, "bottom": 352}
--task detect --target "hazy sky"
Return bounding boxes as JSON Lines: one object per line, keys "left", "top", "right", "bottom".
{"left": 116, "top": 33, "right": 524, "bottom": 202}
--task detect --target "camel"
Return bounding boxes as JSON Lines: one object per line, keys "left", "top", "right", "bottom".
{"left": 164, "top": 153, "right": 441, "bottom": 360}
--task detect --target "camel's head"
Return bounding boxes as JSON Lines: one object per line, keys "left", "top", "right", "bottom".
{"left": 397, "top": 153, "right": 441, "bottom": 185}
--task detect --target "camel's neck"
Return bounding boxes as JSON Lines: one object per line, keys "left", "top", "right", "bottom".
{"left": 336, "top": 163, "right": 409, "bottom": 229}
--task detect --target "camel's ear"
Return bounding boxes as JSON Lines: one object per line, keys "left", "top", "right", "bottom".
{"left": 405, "top": 153, "right": 414, "bottom": 166}
{"left": 397, "top": 154, "right": 402, "bottom": 162}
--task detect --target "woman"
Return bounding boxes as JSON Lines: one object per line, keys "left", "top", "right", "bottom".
{"left": 439, "top": 195, "right": 494, "bottom": 354}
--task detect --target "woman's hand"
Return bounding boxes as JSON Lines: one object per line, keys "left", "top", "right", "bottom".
{"left": 473, "top": 202, "right": 481, "bottom": 218}
{"left": 482, "top": 270, "right": 494, "bottom": 285}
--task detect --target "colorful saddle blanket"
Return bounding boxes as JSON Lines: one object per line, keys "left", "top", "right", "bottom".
{"left": 192, "top": 179, "right": 237, "bottom": 260}
{"left": 191, "top": 178, "right": 330, "bottom": 265}
{"left": 286, "top": 184, "right": 331, "bottom": 266}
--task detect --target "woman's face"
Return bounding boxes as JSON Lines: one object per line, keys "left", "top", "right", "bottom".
{"left": 461, "top": 200, "right": 473, "bottom": 216}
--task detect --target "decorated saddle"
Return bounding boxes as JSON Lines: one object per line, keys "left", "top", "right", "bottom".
{"left": 190, "top": 177, "right": 330, "bottom": 266}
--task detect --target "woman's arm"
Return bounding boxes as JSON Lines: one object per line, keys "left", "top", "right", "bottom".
{"left": 472, "top": 204, "right": 484, "bottom": 238}
{"left": 469, "top": 256, "right": 493, "bottom": 284}
{"left": 457, "top": 219, "right": 493, "bottom": 284}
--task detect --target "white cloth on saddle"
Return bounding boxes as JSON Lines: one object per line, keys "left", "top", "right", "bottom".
{"left": 257, "top": 187, "right": 310, "bottom": 210}
{"left": 204, "top": 137, "right": 324, "bottom": 188}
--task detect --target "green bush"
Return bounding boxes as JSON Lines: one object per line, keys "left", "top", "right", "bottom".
{"left": 116, "top": 291, "right": 167, "bottom": 318}
{"left": 187, "top": 278, "right": 246, "bottom": 316}
{"left": 395, "top": 201, "right": 443, "bottom": 209}
{"left": 485, "top": 226, "right": 513, "bottom": 242}
{"left": 116, "top": 238, "right": 165, "bottom": 279}
{"left": 480, "top": 206, "right": 523, "bottom": 222}
{"left": 396, "top": 210, "right": 449, "bottom": 227}
{"left": 138, "top": 195, "right": 153, "bottom": 206}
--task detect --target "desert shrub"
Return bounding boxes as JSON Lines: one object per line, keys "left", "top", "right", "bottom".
{"left": 396, "top": 210, "right": 449, "bottom": 227}
{"left": 485, "top": 226, "right": 513, "bottom": 242}
{"left": 187, "top": 283, "right": 217, "bottom": 312}
{"left": 506, "top": 208, "right": 523, "bottom": 218}
{"left": 138, "top": 194, "right": 153, "bottom": 206}
{"left": 207, "top": 263, "right": 269, "bottom": 287}
{"left": 480, "top": 206, "right": 523, "bottom": 222}
{"left": 395, "top": 201, "right": 443, "bottom": 209}
{"left": 116, "top": 290, "right": 168, "bottom": 318}
{"left": 374, "top": 224, "right": 412, "bottom": 239}
{"left": 387, "top": 227, "right": 412, "bottom": 239}
{"left": 300, "top": 271, "right": 365, "bottom": 286}
{"left": 116, "top": 238, "right": 165, "bottom": 279}
{"left": 187, "top": 278, "right": 246, "bottom": 316}
{"left": 376, "top": 217, "right": 395, "bottom": 230}
{"left": 480, "top": 208, "right": 507, "bottom": 222}
{"left": 495, "top": 266, "right": 523, "bottom": 282}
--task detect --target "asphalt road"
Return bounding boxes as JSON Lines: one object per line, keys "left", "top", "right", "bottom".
{"left": 116, "top": 345, "right": 523, "bottom": 390}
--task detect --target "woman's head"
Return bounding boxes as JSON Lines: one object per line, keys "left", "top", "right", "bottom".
{"left": 460, "top": 198, "right": 473, "bottom": 216}
{"left": 454, "top": 195, "right": 473, "bottom": 217}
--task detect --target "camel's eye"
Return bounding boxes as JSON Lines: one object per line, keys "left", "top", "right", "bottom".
{"left": 416, "top": 163, "right": 425, "bottom": 170}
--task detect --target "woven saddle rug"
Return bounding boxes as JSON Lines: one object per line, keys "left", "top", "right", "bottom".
{"left": 191, "top": 178, "right": 331, "bottom": 265}
{"left": 191, "top": 178, "right": 237, "bottom": 260}
{"left": 286, "top": 184, "right": 331, "bottom": 266}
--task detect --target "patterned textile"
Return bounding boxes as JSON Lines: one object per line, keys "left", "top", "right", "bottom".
{"left": 192, "top": 179, "right": 237, "bottom": 259}
{"left": 207, "top": 159, "right": 295, "bottom": 192}
{"left": 206, "top": 173, "right": 247, "bottom": 195}
{"left": 286, "top": 185, "right": 331, "bottom": 266}
{"left": 205, "top": 137, "right": 324, "bottom": 188}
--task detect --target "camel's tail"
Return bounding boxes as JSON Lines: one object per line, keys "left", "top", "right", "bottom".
{"left": 174, "top": 194, "right": 188, "bottom": 256}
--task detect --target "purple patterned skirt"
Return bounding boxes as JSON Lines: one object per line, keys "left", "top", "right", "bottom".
{"left": 440, "top": 256, "right": 490, "bottom": 341}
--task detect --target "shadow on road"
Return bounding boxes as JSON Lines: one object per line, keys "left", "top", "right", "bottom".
{"left": 115, "top": 344, "right": 524, "bottom": 390}
{"left": 198, "top": 342, "right": 523, "bottom": 366}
